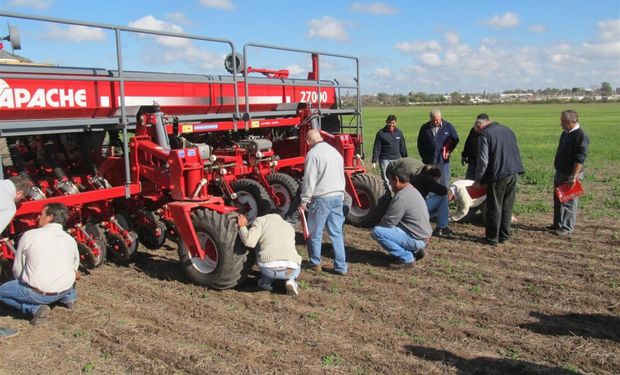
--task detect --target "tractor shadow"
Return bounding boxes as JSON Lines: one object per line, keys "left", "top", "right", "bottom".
{"left": 519, "top": 311, "right": 620, "bottom": 343}
{"left": 131, "top": 251, "right": 193, "bottom": 285}
{"left": 405, "top": 345, "right": 578, "bottom": 374}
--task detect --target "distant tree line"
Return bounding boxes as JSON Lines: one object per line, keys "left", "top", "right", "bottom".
{"left": 343, "top": 82, "right": 618, "bottom": 106}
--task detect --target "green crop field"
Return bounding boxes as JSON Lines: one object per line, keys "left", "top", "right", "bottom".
{"left": 351, "top": 103, "right": 620, "bottom": 217}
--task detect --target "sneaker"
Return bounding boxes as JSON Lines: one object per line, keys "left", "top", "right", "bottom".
{"left": 555, "top": 229, "right": 572, "bottom": 238}
{"left": 0, "top": 327, "right": 18, "bottom": 338}
{"left": 31, "top": 305, "right": 51, "bottom": 326}
{"left": 432, "top": 227, "right": 454, "bottom": 238}
{"left": 330, "top": 269, "right": 347, "bottom": 276}
{"left": 414, "top": 248, "right": 426, "bottom": 261}
{"left": 285, "top": 280, "right": 299, "bottom": 297}
{"left": 257, "top": 278, "right": 273, "bottom": 291}
{"left": 388, "top": 261, "right": 414, "bottom": 270}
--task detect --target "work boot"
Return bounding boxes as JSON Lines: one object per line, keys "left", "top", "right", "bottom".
{"left": 31, "top": 305, "right": 51, "bottom": 326}
{"left": 432, "top": 227, "right": 454, "bottom": 238}
{"left": 388, "top": 261, "right": 414, "bottom": 270}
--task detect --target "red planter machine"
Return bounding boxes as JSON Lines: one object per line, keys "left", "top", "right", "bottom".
{"left": 0, "top": 12, "right": 388, "bottom": 288}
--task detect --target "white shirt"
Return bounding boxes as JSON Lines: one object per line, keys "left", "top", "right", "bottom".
{"left": 0, "top": 179, "right": 17, "bottom": 233}
{"left": 13, "top": 223, "right": 79, "bottom": 293}
{"left": 450, "top": 180, "right": 487, "bottom": 221}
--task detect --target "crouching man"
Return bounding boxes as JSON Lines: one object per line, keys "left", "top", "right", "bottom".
{"left": 0, "top": 203, "right": 80, "bottom": 325}
{"left": 237, "top": 211, "right": 302, "bottom": 296}
{"left": 371, "top": 167, "right": 432, "bottom": 269}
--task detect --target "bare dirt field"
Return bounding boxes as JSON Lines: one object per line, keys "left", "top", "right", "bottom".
{"left": 1, "top": 212, "right": 619, "bottom": 375}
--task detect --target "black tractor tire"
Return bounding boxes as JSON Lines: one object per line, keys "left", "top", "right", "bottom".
{"left": 84, "top": 222, "right": 107, "bottom": 268}
{"left": 177, "top": 208, "right": 249, "bottom": 290}
{"left": 347, "top": 173, "right": 391, "bottom": 227}
{"left": 136, "top": 210, "right": 167, "bottom": 250}
{"left": 230, "top": 178, "right": 276, "bottom": 221}
{"left": 265, "top": 173, "right": 300, "bottom": 218}
{"left": 107, "top": 212, "right": 139, "bottom": 263}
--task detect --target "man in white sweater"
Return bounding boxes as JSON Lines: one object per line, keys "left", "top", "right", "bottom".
{"left": 449, "top": 179, "right": 487, "bottom": 222}
{"left": 238, "top": 212, "right": 302, "bottom": 296}
{"left": 298, "top": 129, "right": 347, "bottom": 275}
{"left": 0, "top": 203, "right": 80, "bottom": 325}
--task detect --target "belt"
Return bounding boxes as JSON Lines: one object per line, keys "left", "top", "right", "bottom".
{"left": 26, "top": 284, "right": 64, "bottom": 297}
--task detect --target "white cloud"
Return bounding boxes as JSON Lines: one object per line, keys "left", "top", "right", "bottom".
{"left": 285, "top": 64, "right": 306, "bottom": 76}
{"left": 373, "top": 19, "right": 620, "bottom": 94}
{"left": 598, "top": 19, "right": 620, "bottom": 41}
{"left": 444, "top": 31, "right": 460, "bottom": 45}
{"left": 199, "top": 0, "right": 234, "bottom": 10}
{"left": 375, "top": 67, "right": 391, "bottom": 77}
{"left": 129, "top": 15, "right": 188, "bottom": 48}
{"left": 43, "top": 25, "right": 106, "bottom": 42}
{"left": 307, "top": 16, "right": 349, "bottom": 42}
{"left": 8, "top": 0, "right": 52, "bottom": 9}
{"left": 484, "top": 12, "right": 520, "bottom": 29}
{"left": 419, "top": 53, "right": 442, "bottom": 66}
{"left": 582, "top": 41, "right": 620, "bottom": 59}
{"left": 165, "top": 12, "right": 193, "bottom": 26}
{"left": 394, "top": 40, "right": 441, "bottom": 53}
{"left": 128, "top": 15, "right": 220, "bottom": 69}
{"left": 351, "top": 2, "right": 397, "bottom": 15}
{"left": 528, "top": 24, "right": 547, "bottom": 33}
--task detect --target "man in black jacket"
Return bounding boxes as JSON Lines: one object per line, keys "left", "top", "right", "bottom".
{"left": 552, "top": 110, "right": 589, "bottom": 237}
{"left": 417, "top": 109, "right": 459, "bottom": 187}
{"left": 461, "top": 119, "right": 483, "bottom": 180}
{"left": 372, "top": 115, "right": 407, "bottom": 191}
{"left": 473, "top": 113, "right": 524, "bottom": 246}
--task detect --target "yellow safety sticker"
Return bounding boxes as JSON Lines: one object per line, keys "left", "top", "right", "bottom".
{"left": 251, "top": 120, "right": 260, "bottom": 128}
{"left": 181, "top": 124, "right": 194, "bottom": 133}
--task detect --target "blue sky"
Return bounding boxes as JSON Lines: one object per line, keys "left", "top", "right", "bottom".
{"left": 0, "top": 0, "right": 618, "bottom": 94}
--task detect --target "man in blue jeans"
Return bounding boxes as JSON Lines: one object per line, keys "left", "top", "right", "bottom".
{"left": 237, "top": 211, "right": 302, "bottom": 296}
{"left": 0, "top": 203, "right": 80, "bottom": 325}
{"left": 371, "top": 166, "right": 432, "bottom": 269}
{"left": 299, "top": 129, "right": 347, "bottom": 275}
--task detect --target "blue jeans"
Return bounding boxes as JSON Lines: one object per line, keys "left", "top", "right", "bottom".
{"left": 259, "top": 266, "right": 301, "bottom": 285}
{"left": 553, "top": 172, "right": 582, "bottom": 233}
{"left": 426, "top": 194, "right": 449, "bottom": 228}
{"left": 0, "top": 280, "right": 77, "bottom": 316}
{"left": 371, "top": 226, "right": 427, "bottom": 263}
{"left": 307, "top": 195, "right": 347, "bottom": 273}
{"left": 432, "top": 162, "right": 451, "bottom": 187}
{"left": 379, "top": 159, "right": 394, "bottom": 192}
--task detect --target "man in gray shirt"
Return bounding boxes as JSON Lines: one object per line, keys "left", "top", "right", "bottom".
{"left": 371, "top": 166, "right": 432, "bottom": 269}
{"left": 299, "top": 129, "right": 347, "bottom": 275}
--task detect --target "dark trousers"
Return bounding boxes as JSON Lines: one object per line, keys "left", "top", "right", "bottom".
{"left": 485, "top": 174, "right": 518, "bottom": 243}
